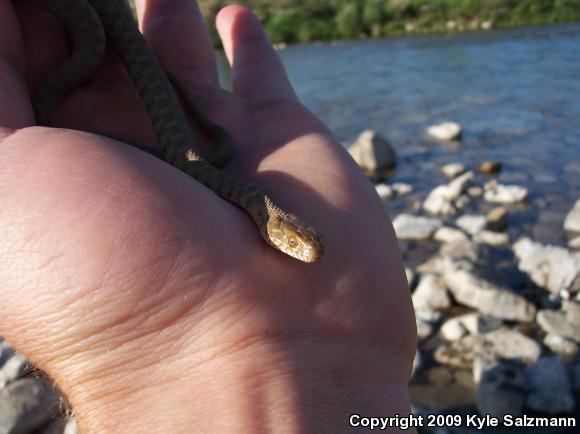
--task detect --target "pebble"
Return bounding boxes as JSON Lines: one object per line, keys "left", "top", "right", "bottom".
{"left": 392, "top": 214, "right": 442, "bottom": 240}
{"left": 374, "top": 183, "right": 393, "bottom": 201}
{"left": 416, "top": 319, "right": 434, "bottom": 340}
{"left": 569, "top": 236, "right": 580, "bottom": 250}
{"left": 0, "top": 379, "right": 60, "bottom": 434}
{"left": 0, "top": 353, "right": 28, "bottom": 388}
{"left": 467, "top": 186, "right": 483, "bottom": 198}
{"left": 391, "top": 183, "right": 413, "bottom": 197}
{"left": 537, "top": 309, "right": 580, "bottom": 342}
{"left": 481, "top": 328, "right": 541, "bottom": 364}
{"left": 543, "top": 333, "right": 579, "bottom": 359}
{"left": 434, "top": 227, "right": 469, "bottom": 243}
{"left": 484, "top": 181, "right": 528, "bottom": 204}
{"left": 426, "top": 122, "right": 462, "bottom": 141}
{"left": 348, "top": 130, "right": 396, "bottom": 172}
{"left": 526, "top": 357, "right": 575, "bottom": 414}
{"left": 412, "top": 274, "right": 451, "bottom": 310}
{"left": 439, "top": 240, "right": 479, "bottom": 263}
{"left": 423, "top": 187, "right": 457, "bottom": 216}
{"left": 476, "top": 161, "right": 502, "bottom": 175}
{"left": 440, "top": 317, "right": 468, "bottom": 341}
{"left": 485, "top": 207, "right": 508, "bottom": 232}
{"left": 564, "top": 199, "right": 580, "bottom": 233}
{"left": 513, "top": 237, "right": 580, "bottom": 294}
{"left": 439, "top": 163, "right": 465, "bottom": 178}
{"left": 64, "top": 417, "right": 79, "bottom": 434}
{"left": 405, "top": 267, "right": 415, "bottom": 287}
{"left": 434, "top": 335, "right": 479, "bottom": 368}
{"left": 415, "top": 308, "right": 443, "bottom": 323}
{"left": 443, "top": 261, "right": 536, "bottom": 322}
{"left": 456, "top": 214, "right": 486, "bottom": 235}
{"left": 423, "top": 172, "right": 474, "bottom": 216}
{"left": 451, "top": 312, "right": 502, "bottom": 336}
{"left": 473, "top": 230, "right": 509, "bottom": 246}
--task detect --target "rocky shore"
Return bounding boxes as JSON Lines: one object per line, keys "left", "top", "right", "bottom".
{"left": 349, "top": 125, "right": 580, "bottom": 432}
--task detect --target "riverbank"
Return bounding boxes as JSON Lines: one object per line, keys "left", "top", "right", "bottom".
{"left": 199, "top": 0, "right": 580, "bottom": 46}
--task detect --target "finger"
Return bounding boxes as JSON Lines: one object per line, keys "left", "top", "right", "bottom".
{"left": 0, "top": 1, "right": 34, "bottom": 128}
{"left": 135, "top": 0, "right": 219, "bottom": 88}
{"left": 216, "top": 5, "right": 296, "bottom": 100}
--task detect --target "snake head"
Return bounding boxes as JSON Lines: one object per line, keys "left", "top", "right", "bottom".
{"left": 266, "top": 215, "right": 324, "bottom": 263}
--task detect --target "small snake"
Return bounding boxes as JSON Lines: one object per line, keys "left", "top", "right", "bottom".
{"left": 20, "top": 0, "right": 324, "bottom": 263}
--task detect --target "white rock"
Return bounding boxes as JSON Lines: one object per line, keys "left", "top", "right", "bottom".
{"left": 412, "top": 274, "right": 451, "bottom": 310}
{"left": 482, "top": 328, "right": 541, "bottom": 364}
{"left": 434, "top": 227, "right": 469, "bottom": 243}
{"left": 456, "top": 215, "right": 487, "bottom": 235}
{"left": 64, "top": 417, "right": 79, "bottom": 434}
{"left": 486, "top": 207, "right": 508, "bottom": 231}
{"left": 392, "top": 214, "right": 442, "bottom": 240}
{"left": 564, "top": 199, "right": 580, "bottom": 233}
{"left": 484, "top": 181, "right": 528, "bottom": 204}
{"left": 440, "top": 240, "right": 479, "bottom": 263}
{"left": 423, "top": 172, "right": 474, "bottom": 216}
{"left": 569, "top": 236, "right": 580, "bottom": 250}
{"left": 473, "top": 230, "right": 510, "bottom": 246}
{"left": 467, "top": 186, "right": 483, "bottom": 198}
{"left": 374, "top": 183, "right": 393, "bottom": 201}
{"left": 415, "top": 308, "right": 443, "bottom": 323}
{"left": 423, "top": 187, "right": 457, "bottom": 216}
{"left": 443, "top": 261, "right": 536, "bottom": 322}
{"left": 0, "top": 354, "right": 27, "bottom": 388}
{"left": 440, "top": 317, "right": 468, "bottom": 341}
{"left": 440, "top": 163, "right": 465, "bottom": 178}
{"left": 513, "top": 237, "right": 580, "bottom": 294}
{"left": 453, "top": 312, "right": 503, "bottom": 336}
{"left": 434, "top": 335, "right": 480, "bottom": 368}
{"left": 447, "top": 172, "right": 475, "bottom": 200}
{"left": 405, "top": 267, "right": 415, "bottom": 287}
{"left": 526, "top": 357, "right": 575, "bottom": 414}
{"left": 416, "top": 319, "right": 434, "bottom": 340}
{"left": 348, "top": 130, "right": 396, "bottom": 172}
{"left": 544, "top": 333, "right": 579, "bottom": 359}
{"left": 391, "top": 183, "right": 413, "bottom": 197}
{"left": 427, "top": 122, "right": 462, "bottom": 141}
{"left": 537, "top": 309, "right": 580, "bottom": 342}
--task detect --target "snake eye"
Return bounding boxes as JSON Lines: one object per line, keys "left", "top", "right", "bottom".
{"left": 288, "top": 235, "right": 297, "bottom": 247}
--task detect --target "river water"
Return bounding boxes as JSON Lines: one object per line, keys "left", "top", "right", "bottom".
{"left": 253, "top": 24, "right": 580, "bottom": 257}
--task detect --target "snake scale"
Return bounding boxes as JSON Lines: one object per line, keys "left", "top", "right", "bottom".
{"left": 20, "top": 0, "right": 324, "bottom": 263}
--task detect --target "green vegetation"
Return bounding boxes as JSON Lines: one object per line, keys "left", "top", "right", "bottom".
{"left": 199, "top": 0, "right": 580, "bottom": 46}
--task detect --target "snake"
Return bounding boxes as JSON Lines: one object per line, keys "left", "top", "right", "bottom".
{"left": 18, "top": 0, "right": 324, "bottom": 263}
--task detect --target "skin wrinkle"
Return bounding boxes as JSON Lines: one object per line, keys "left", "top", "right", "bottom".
{"left": 0, "top": 2, "right": 416, "bottom": 432}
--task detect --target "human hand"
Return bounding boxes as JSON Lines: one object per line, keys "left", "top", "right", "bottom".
{"left": 0, "top": 1, "right": 416, "bottom": 432}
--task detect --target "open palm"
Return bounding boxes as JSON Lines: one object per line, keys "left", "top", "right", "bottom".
{"left": 0, "top": 1, "right": 415, "bottom": 432}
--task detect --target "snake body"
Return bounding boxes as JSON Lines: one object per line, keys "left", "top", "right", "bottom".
{"left": 22, "top": 0, "right": 324, "bottom": 263}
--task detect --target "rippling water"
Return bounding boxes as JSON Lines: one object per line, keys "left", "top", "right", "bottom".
{"left": 222, "top": 23, "right": 580, "bottom": 252}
